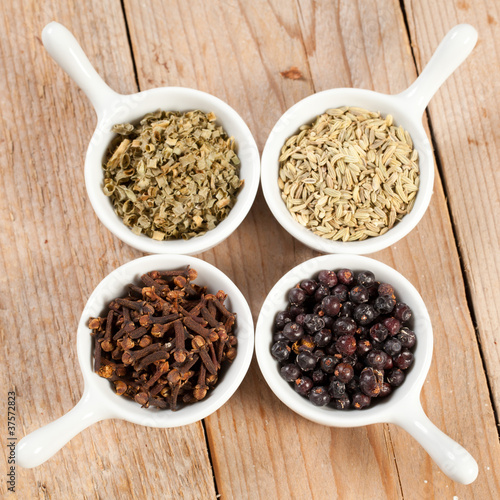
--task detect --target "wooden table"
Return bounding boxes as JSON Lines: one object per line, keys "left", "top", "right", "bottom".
{"left": 1, "top": 1, "right": 499, "bottom": 498}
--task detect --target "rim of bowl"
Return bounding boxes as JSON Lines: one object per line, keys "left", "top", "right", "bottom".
{"left": 77, "top": 254, "right": 255, "bottom": 428}
{"left": 260, "top": 88, "right": 434, "bottom": 255}
{"left": 255, "top": 254, "right": 433, "bottom": 427}
{"left": 85, "top": 87, "right": 260, "bottom": 255}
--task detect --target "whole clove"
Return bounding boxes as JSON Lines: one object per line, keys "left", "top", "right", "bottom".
{"left": 89, "top": 267, "right": 237, "bottom": 410}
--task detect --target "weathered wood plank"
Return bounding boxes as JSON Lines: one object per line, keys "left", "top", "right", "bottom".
{"left": 0, "top": 1, "right": 216, "bottom": 498}
{"left": 404, "top": 0, "right": 500, "bottom": 415}
{"left": 1, "top": 0, "right": 499, "bottom": 498}
{"left": 122, "top": 0, "right": 437, "bottom": 498}
{"left": 299, "top": 0, "right": 500, "bottom": 497}
{"left": 122, "top": 0, "right": 500, "bottom": 497}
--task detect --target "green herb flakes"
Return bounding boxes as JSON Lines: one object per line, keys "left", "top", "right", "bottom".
{"left": 103, "top": 110, "right": 243, "bottom": 240}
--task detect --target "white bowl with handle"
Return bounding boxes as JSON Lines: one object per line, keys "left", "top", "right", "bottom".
{"left": 261, "top": 25, "right": 477, "bottom": 254}
{"left": 17, "top": 254, "right": 254, "bottom": 468}
{"left": 255, "top": 254, "right": 478, "bottom": 484}
{"left": 42, "top": 22, "right": 260, "bottom": 254}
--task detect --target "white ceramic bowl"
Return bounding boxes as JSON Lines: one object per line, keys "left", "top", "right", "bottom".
{"left": 17, "top": 254, "right": 254, "bottom": 468}
{"left": 42, "top": 23, "right": 260, "bottom": 255}
{"left": 261, "top": 25, "right": 477, "bottom": 254}
{"left": 255, "top": 254, "right": 477, "bottom": 484}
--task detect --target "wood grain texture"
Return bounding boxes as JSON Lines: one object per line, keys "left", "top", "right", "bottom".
{"left": 124, "top": 0, "right": 499, "bottom": 498}
{"left": 0, "top": 1, "right": 215, "bottom": 499}
{"left": 1, "top": 0, "right": 499, "bottom": 499}
{"left": 404, "top": 0, "right": 500, "bottom": 415}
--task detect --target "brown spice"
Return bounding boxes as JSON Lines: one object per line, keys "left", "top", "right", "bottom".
{"left": 89, "top": 267, "right": 237, "bottom": 410}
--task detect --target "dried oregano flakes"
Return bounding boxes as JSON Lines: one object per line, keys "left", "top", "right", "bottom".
{"left": 102, "top": 110, "right": 243, "bottom": 241}
{"left": 278, "top": 107, "right": 420, "bottom": 242}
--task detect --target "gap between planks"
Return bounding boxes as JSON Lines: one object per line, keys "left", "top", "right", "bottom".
{"left": 398, "top": 0, "right": 500, "bottom": 439}
{"left": 120, "top": 0, "right": 140, "bottom": 92}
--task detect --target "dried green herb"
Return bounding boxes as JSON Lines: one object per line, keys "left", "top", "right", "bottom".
{"left": 103, "top": 110, "right": 243, "bottom": 240}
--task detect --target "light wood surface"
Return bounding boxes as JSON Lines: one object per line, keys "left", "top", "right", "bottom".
{"left": 1, "top": 1, "right": 499, "bottom": 499}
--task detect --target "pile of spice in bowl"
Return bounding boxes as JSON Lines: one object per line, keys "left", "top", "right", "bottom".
{"left": 89, "top": 266, "right": 238, "bottom": 411}
{"left": 270, "top": 266, "right": 416, "bottom": 409}
{"left": 278, "top": 107, "right": 419, "bottom": 242}
{"left": 102, "top": 109, "right": 243, "bottom": 241}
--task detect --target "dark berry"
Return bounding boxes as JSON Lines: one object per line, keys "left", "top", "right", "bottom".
{"left": 314, "top": 329, "right": 333, "bottom": 347}
{"left": 314, "top": 284, "right": 330, "bottom": 302}
{"left": 379, "top": 382, "right": 393, "bottom": 397}
{"left": 297, "top": 351, "right": 317, "bottom": 371}
{"left": 349, "top": 285, "right": 369, "bottom": 304}
{"left": 329, "top": 379, "right": 346, "bottom": 398}
{"left": 275, "top": 310, "right": 292, "bottom": 330}
{"left": 288, "top": 305, "right": 305, "bottom": 318}
{"left": 374, "top": 295, "right": 396, "bottom": 314}
{"left": 397, "top": 327, "right": 416, "bottom": 348}
{"left": 319, "top": 355, "right": 339, "bottom": 374}
{"left": 383, "top": 317, "right": 401, "bottom": 336}
{"left": 394, "top": 302, "right": 412, "bottom": 323}
{"left": 333, "top": 317, "right": 357, "bottom": 336}
{"left": 370, "top": 323, "right": 389, "bottom": 343}
{"left": 334, "top": 362, "right": 354, "bottom": 383}
{"left": 283, "top": 322, "right": 304, "bottom": 341}
{"left": 312, "top": 369, "right": 327, "bottom": 385}
{"left": 300, "top": 279, "right": 318, "bottom": 295}
{"left": 308, "top": 386, "right": 331, "bottom": 406}
{"left": 365, "top": 350, "right": 389, "bottom": 370}
{"left": 332, "top": 284, "right": 348, "bottom": 301}
{"left": 280, "top": 364, "right": 301, "bottom": 382}
{"left": 294, "top": 376, "right": 313, "bottom": 395}
{"left": 387, "top": 368, "right": 405, "bottom": 387}
{"left": 359, "top": 367, "right": 382, "bottom": 397}
{"left": 356, "top": 270, "right": 375, "bottom": 287}
{"left": 318, "top": 270, "right": 338, "bottom": 287}
{"left": 367, "top": 283, "right": 380, "bottom": 298}
{"left": 273, "top": 269, "right": 415, "bottom": 411}
{"left": 321, "top": 295, "right": 341, "bottom": 316}
{"left": 378, "top": 283, "right": 395, "bottom": 297}
{"left": 288, "top": 287, "right": 307, "bottom": 305}
{"left": 337, "top": 269, "right": 354, "bottom": 285}
{"left": 384, "top": 355, "right": 393, "bottom": 370}
{"left": 394, "top": 350, "right": 414, "bottom": 370}
{"left": 333, "top": 394, "right": 351, "bottom": 410}
{"left": 336, "top": 335, "right": 357, "bottom": 356}
{"left": 383, "top": 338, "right": 402, "bottom": 357}
{"left": 323, "top": 315, "right": 334, "bottom": 329}
{"left": 303, "top": 314, "right": 325, "bottom": 333}
{"left": 273, "top": 331, "right": 286, "bottom": 342}
{"left": 356, "top": 339, "right": 373, "bottom": 356}
{"left": 295, "top": 313, "right": 306, "bottom": 326}
{"left": 339, "top": 301, "right": 355, "bottom": 317}
{"left": 271, "top": 341, "right": 291, "bottom": 362}
{"left": 354, "top": 304, "right": 377, "bottom": 325}
{"left": 353, "top": 392, "right": 371, "bottom": 409}
{"left": 314, "top": 349, "right": 326, "bottom": 359}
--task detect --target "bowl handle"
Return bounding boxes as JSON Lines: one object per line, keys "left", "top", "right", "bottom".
{"left": 41, "top": 22, "right": 121, "bottom": 121}
{"left": 16, "top": 388, "right": 108, "bottom": 468}
{"left": 396, "top": 24, "right": 478, "bottom": 119}
{"left": 390, "top": 398, "right": 478, "bottom": 484}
